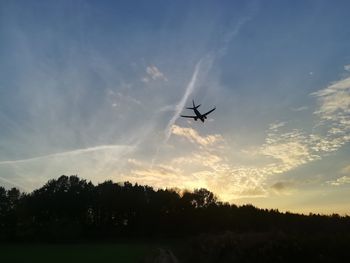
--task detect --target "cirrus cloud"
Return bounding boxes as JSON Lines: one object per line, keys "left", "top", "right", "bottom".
{"left": 171, "top": 124, "right": 223, "bottom": 147}
{"left": 327, "top": 176, "right": 350, "bottom": 186}
{"left": 142, "top": 65, "right": 168, "bottom": 82}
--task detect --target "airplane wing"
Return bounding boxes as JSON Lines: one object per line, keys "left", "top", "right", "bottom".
{"left": 203, "top": 107, "right": 216, "bottom": 117}
{"left": 180, "top": 115, "right": 197, "bottom": 119}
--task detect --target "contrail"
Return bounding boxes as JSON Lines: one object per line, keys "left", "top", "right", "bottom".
{"left": 151, "top": 58, "right": 205, "bottom": 167}
{"left": 0, "top": 176, "right": 29, "bottom": 191}
{"left": 218, "top": 4, "right": 258, "bottom": 58}
{"left": 0, "top": 144, "right": 134, "bottom": 165}
{"left": 164, "top": 59, "right": 203, "bottom": 143}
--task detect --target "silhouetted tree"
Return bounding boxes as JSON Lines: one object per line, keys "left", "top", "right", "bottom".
{"left": 0, "top": 174, "right": 350, "bottom": 243}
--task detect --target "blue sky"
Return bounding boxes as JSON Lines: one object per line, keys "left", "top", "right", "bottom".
{"left": 1, "top": 0, "right": 350, "bottom": 214}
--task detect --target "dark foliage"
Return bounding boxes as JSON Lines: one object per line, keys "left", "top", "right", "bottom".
{"left": 182, "top": 231, "right": 350, "bottom": 263}
{"left": 0, "top": 175, "right": 349, "bottom": 243}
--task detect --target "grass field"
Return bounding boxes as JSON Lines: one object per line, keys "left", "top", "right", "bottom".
{"left": 0, "top": 241, "right": 172, "bottom": 263}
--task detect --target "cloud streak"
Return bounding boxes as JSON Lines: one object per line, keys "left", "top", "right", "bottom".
{"left": 0, "top": 144, "right": 134, "bottom": 166}
{"left": 171, "top": 125, "right": 223, "bottom": 147}
{"left": 218, "top": 1, "right": 259, "bottom": 57}
{"left": 327, "top": 176, "right": 350, "bottom": 186}
{"left": 0, "top": 144, "right": 135, "bottom": 190}
{"left": 142, "top": 65, "right": 168, "bottom": 82}
{"left": 164, "top": 59, "right": 204, "bottom": 143}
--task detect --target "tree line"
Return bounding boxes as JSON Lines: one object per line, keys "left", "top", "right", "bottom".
{"left": 0, "top": 175, "right": 349, "bottom": 241}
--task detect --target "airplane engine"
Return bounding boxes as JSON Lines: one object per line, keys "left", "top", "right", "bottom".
{"left": 204, "top": 116, "right": 207, "bottom": 119}
{"left": 194, "top": 117, "right": 198, "bottom": 121}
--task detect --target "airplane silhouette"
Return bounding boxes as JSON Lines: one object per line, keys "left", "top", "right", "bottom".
{"left": 181, "top": 100, "right": 216, "bottom": 122}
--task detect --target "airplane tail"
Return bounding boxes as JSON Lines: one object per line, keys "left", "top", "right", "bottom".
{"left": 186, "top": 100, "right": 200, "bottom": 109}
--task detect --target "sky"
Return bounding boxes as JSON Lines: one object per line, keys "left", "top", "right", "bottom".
{"left": 1, "top": 0, "right": 350, "bottom": 214}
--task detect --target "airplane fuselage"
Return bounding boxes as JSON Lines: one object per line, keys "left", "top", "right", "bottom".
{"left": 194, "top": 108, "right": 205, "bottom": 122}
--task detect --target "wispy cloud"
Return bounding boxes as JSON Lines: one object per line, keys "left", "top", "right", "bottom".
{"left": 173, "top": 152, "right": 223, "bottom": 168}
{"left": 326, "top": 165, "right": 350, "bottom": 186}
{"left": 327, "top": 176, "right": 350, "bottom": 186}
{"left": 260, "top": 129, "right": 319, "bottom": 170}
{"left": 0, "top": 176, "right": 28, "bottom": 190}
{"left": 291, "top": 106, "right": 308, "bottom": 112}
{"left": 142, "top": 65, "right": 168, "bottom": 82}
{"left": 0, "top": 144, "right": 136, "bottom": 191}
{"left": 269, "top": 121, "right": 286, "bottom": 130}
{"left": 0, "top": 144, "right": 134, "bottom": 165}
{"left": 171, "top": 125, "right": 223, "bottom": 147}
{"left": 107, "top": 89, "right": 142, "bottom": 108}
{"left": 311, "top": 75, "right": 350, "bottom": 152}
{"left": 312, "top": 76, "right": 350, "bottom": 120}
{"left": 124, "top": 159, "right": 200, "bottom": 190}
{"left": 218, "top": 1, "right": 259, "bottom": 57}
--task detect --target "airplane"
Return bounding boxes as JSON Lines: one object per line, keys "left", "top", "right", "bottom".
{"left": 181, "top": 100, "right": 216, "bottom": 122}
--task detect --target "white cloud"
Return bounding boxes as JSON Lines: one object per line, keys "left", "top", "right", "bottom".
{"left": 122, "top": 160, "right": 202, "bottom": 190}
{"left": 269, "top": 121, "right": 286, "bottom": 130}
{"left": 311, "top": 76, "right": 350, "bottom": 152}
{"left": 327, "top": 176, "right": 350, "bottom": 186}
{"left": 144, "top": 65, "right": 168, "bottom": 82}
{"left": 308, "top": 134, "right": 346, "bottom": 153}
{"left": 141, "top": 77, "right": 150, "bottom": 83}
{"left": 0, "top": 144, "right": 134, "bottom": 165}
{"left": 169, "top": 128, "right": 270, "bottom": 199}
{"left": 312, "top": 77, "right": 350, "bottom": 119}
{"left": 171, "top": 125, "right": 223, "bottom": 147}
{"left": 0, "top": 176, "right": 28, "bottom": 190}
{"left": 260, "top": 129, "right": 318, "bottom": 169}
{"left": 0, "top": 144, "right": 136, "bottom": 191}
{"left": 108, "top": 90, "right": 142, "bottom": 107}
{"left": 291, "top": 106, "right": 308, "bottom": 112}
